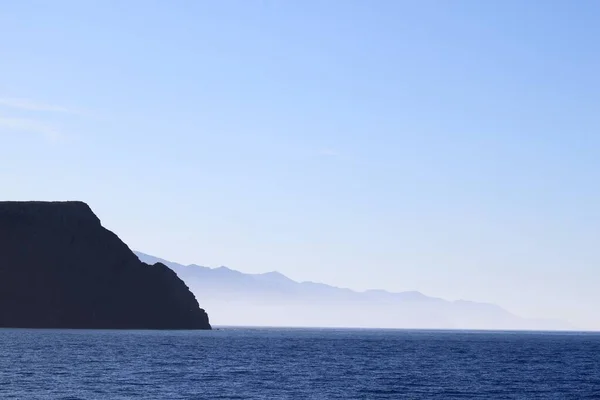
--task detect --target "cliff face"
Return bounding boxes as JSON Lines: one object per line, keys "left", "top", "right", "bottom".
{"left": 0, "top": 201, "right": 211, "bottom": 329}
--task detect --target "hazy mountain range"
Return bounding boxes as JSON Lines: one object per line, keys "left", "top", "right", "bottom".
{"left": 135, "top": 251, "right": 572, "bottom": 331}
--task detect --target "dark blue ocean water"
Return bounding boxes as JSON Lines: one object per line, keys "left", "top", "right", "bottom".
{"left": 1, "top": 328, "right": 599, "bottom": 399}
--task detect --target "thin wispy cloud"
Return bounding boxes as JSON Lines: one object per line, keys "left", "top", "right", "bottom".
{"left": 0, "top": 116, "right": 63, "bottom": 140}
{"left": 319, "top": 149, "right": 340, "bottom": 157}
{"left": 0, "top": 97, "right": 76, "bottom": 114}
{"left": 0, "top": 96, "right": 86, "bottom": 140}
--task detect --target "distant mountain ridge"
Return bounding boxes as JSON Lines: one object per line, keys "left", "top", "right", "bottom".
{"left": 135, "top": 251, "right": 439, "bottom": 301}
{"left": 135, "top": 251, "right": 573, "bottom": 331}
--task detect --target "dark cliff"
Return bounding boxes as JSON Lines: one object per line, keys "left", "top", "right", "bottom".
{"left": 0, "top": 201, "right": 211, "bottom": 329}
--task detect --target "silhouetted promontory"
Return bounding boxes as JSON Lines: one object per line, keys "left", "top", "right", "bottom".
{"left": 0, "top": 201, "right": 211, "bottom": 329}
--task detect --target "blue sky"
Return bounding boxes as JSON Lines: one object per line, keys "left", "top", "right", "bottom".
{"left": 1, "top": 1, "right": 599, "bottom": 329}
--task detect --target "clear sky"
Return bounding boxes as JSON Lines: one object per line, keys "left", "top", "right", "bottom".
{"left": 1, "top": 1, "right": 599, "bottom": 329}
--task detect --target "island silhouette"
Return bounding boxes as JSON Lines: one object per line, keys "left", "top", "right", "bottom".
{"left": 0, "top": 201, "right": 210, "bottom": 330}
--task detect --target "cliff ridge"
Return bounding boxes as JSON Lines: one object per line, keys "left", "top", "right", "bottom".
{"left": 0, "top": 201, "right": 211, "bottom": 329}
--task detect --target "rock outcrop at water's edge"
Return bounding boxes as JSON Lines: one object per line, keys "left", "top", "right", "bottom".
{"left": 0, "top": 201, "right": 211, "bottom": 329}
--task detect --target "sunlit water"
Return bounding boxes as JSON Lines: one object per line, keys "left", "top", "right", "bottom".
{"left": 1, "top": 327, "right": 599, "bottom": 399}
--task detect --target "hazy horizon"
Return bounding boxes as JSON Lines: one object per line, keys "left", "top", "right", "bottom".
{"left": 134, "top": 250, "right": 579, "bottom": 332}
{"left": 2, "top": 1, "right": 599, "bottom": 330}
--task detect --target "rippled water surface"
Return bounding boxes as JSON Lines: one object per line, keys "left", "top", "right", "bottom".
{"left": 1, "top": 328, "right": 599, "bottom": 399}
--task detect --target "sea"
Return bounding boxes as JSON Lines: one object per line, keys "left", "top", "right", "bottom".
{"left": 1, "top": 327, "right": 599, "bottom": 399}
